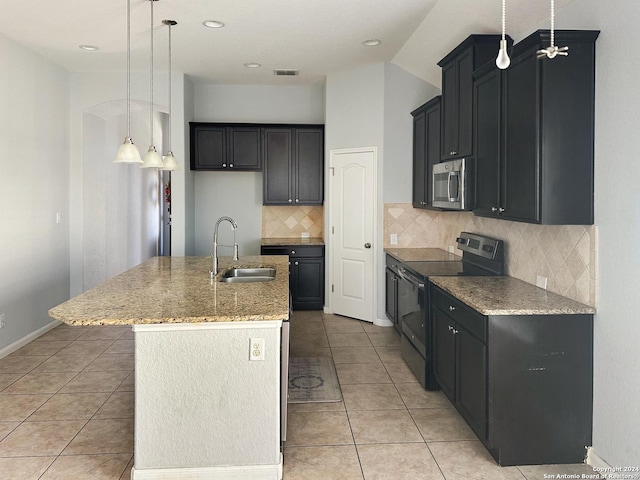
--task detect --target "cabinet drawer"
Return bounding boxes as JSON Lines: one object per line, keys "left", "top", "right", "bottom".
{"left": 261, "top": 245, "right": 324, "bottom": 258}
{"left": 431, "top": 285, "right": 486, "bottom": 341}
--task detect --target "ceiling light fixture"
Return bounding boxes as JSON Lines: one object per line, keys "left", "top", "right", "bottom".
{"left": 244, "top": 63, "right": 261, "bottom": 68}
{"left": 161, "top": 19, "right": 178, "bottom": 171}
{"left": 141, "top": 0, "right": 164, "bottom": 169}
{"left": 203, "top": 20, "right": 225, "bottom": 28}
{"left": 495, "top": 0, "right": 510, "bottom": 69}
{"left": 537, "top": 0, "right": 569, "bottom": 59}
{"left": 79, "top": 44, "right": 100, "bottom": 51}
{"left": 362, "top": 39, "right": 381, "bottom": 46}
{"left": 114, "top": 0, "right": 142, "bottom": 164}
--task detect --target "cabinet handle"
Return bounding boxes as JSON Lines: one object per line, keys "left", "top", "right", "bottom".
{"left": 294, "top": 261, "right": 299, "bottom": 266}
{"left": 448, "top": 325, "right": 454, "bottom": 331}
{"left": 450, "top": 151, "right": 457, "bottom": 156}
{"left": 295, "top": 199, "right": 299, "bottom": 203}
{"left": 449, "top": 306, "right": 456, "bottom": 311}
{"left": 288, "top": 199, "right": 292, "bottom": 203}
{"left": 229, "top": 163, "right": 234, "bottom": 168}
{"left": 222, "top": 163, "right": 227, "bottom": 168}
{"left": 291, "top": 250, "right": 296, "bottom": 255}
{"left": 421, "top": 323, "right": 424, "bottom": 328}
{"left": 491, "top": 207, "right": 498, "bottom": 212}
{"left": 498, "top": 207, "right": 506, "bottom": 213}
{"left": 452, "top": 329, "right": 459, "bottom": 335}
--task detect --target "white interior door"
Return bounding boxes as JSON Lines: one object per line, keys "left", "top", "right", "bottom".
{"left": 329, "top": 147, "right": 376, "bottom": 322}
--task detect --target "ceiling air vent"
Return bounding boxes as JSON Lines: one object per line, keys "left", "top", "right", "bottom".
{"left": 273, "top": 69, "right": 299, "bottom": 76}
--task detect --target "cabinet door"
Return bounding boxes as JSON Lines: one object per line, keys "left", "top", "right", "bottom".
{"left": 432, "top": 307, "right": 456, "bottom": 401}
{"left": 263, "top": 128, "right": 293, "bottom": 204}
{"left": 385, "top": 268, "right": 398, "bottom": 330}
{"left": 292, "top": 257, "right": 324, "bottom": 310}
{"left": 425, "top": 101, "right": 441, "bottom": 205}
{"left": 504, "top": 52, "right": 539, "bottom": 223}
{"left": 456, "top": 50, "right": 474, "bottom": 159}
{"left": 412, "top": 109, "right": 427, "bottom": 207}
{"left": 294, "top": 128, "right": 324, "bottom": 205}
{"left": 456, "top": 326, "right": 487, "bottom": 441}
{"left": 440, "top": 62, "right": 458, "bottom": 160}
{"left": 191, "top": 126, "right": 226, "bottom": 170}
{"left": 228, "top": 127, "right": 261, "bottom": 170}
{"left": 473, "top": 67, "right": 502, "bottom": 216}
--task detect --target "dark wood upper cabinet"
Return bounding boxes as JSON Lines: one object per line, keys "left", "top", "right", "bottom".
{"left": 190, "top": 123, "right": 261, "bottom": 171}
{"left": 263, "top": 126, "right": 324, "bottom": 206}
{"left": 412, "top": 96, "right": 441, "bottom": 209}
{"left": 473, "top": 30, "right": 599, "bottom": 225}
{"left": 438, "top": 34, "right": 505, "bottom": 162}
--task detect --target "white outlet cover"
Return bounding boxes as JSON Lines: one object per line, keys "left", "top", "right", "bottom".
{"left": 390, "top": 234, "right": 398, "bottom": 245}
{"left": 250, "top": 338, "right": 265, "bottom": 361}
{"left": 536, "top": 275, "right": 548, "bottom": 290}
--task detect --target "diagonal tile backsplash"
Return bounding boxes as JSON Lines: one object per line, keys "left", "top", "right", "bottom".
{"left": 384, "top": 204, "right": 597, "bottom": 307}
{"left": 262, "top": 206, "right": 324, "bottom": 239}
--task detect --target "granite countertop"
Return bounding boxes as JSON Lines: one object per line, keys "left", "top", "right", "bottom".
{"left": 261, "top": 237, "right": 324, "bottom": 246}
{"left": 384, "top": 247, "right": 461, "bottom": 263}
{"left": 49, "top": 256, "right": 290, "bottom": 326}
{"left": 429, "top": 276, "right": 596, "bottom": 316}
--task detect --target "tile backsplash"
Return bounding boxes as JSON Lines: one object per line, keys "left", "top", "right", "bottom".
{"left": 384, "top": 204, "right": 597, "bottom": 307}
{"left": 262, "top": 206, "right": 324, "bottom": 239}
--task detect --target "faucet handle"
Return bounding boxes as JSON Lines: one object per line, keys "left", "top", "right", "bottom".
{"left": 233, "top": 243, "right": 239, "bottom": 261}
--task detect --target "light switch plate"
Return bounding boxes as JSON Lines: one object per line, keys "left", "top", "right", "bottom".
{"left": 536, "top": 275, "right": 548, "bottom": 290}
{"left": 390, "top": 234, "right": 398, "bottom": 245}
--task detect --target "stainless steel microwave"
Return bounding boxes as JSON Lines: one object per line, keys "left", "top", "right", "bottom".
{"left": 432, "top": 158, "right": 473, "bottom": 210}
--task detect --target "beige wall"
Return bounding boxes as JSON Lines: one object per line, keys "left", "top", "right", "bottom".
{"left": 384, "top": 204, "right": 596, "bottom": 307}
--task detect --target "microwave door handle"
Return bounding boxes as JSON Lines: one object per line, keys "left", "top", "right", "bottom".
{"left": 448, "top": 171, "right": 459, "bottom": 201}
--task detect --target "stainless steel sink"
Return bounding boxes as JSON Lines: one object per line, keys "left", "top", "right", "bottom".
{"left": 219, "top": 267, "right": 276, "bottom": 283}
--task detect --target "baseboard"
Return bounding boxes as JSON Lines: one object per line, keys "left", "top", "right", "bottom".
{"left": 0, "top": 319, "right": 61, "bottom": 359}
{"left": 587, "top": 447, "right": 610, "bottom": 470}
{"left": 374, "top": 317, "right": 393, "bottom": 327}
{"left": 323, "top": 306, "right": 332, "bottom": 314}
{"left": 131, "top": 455, "right": 283, "bottom": 480}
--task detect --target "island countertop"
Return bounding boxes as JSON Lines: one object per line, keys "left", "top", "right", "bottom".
{"left": 49, "top": 255, "right": 290, "bottom": 326}
{"left": 429, "top": 275, "right": 596, "bottom": 316}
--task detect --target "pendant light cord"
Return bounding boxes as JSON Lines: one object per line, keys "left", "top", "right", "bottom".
{"left": 168, "top": 23, "right": 172, "bottom": 152}
{"left": 501, "top": 0, "right": 506, "bottom": 41}
{"left": 126, "top": 0, "right": 131, "bottom": 137}
{"left": 149, "top": 0, "right": 154, "bottom": 147}
{"left": 550, "top": 0, "right": 555, "bottom": 48}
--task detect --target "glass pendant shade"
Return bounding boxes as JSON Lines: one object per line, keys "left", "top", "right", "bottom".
{"left": 161, "top": 151, "right": 178, "bottom": 171}
{"left": 141, "top": 145, "right": 164, "bottom": 168}
{"left": 114, "top": 137, "right": 142, "bottom": 163}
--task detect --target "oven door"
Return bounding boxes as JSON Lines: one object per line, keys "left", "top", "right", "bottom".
{"left": 397, "top": 268, "right": 426, "bottom": 355}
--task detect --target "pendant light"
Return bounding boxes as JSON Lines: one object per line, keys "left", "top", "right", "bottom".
{"left": 495, "top": 0, "right": 510, "bottom": 69}
{"left": 114, "top": 0, "right": 142, "bottom": 163}
{"left": 141, "top": 0, "right": 164, "bottom": 168}
{"left": 537, "top": 0, "right": 569, "bottom": 59}
{"left": 161, "top": 19, "right": 178, "bottom": 171}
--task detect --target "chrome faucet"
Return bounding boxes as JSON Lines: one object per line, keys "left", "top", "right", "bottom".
{"left": 211, "top": 216, "right": 239, "bottom": 277}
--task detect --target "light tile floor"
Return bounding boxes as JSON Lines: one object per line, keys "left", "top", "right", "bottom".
{"left": 0, "top": 312, "right": 602, "bottom": 479}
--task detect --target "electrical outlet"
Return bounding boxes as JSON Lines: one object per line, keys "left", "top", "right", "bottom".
{"left": 390, "top": 234, "right": 398, "bottom": 245}
{"left": 448, "top": 245, "right": 455, "bottom": 254}
{"left": 0, "top": 313, "right": 5, "bottom": 329}
{"left": 536, "top": 275, "right": 548, "bottom": 290}
{"left": 250, "top": 338, "right": 265, "bottom": 361}
{"left": 301, "top": 232, "right": 310, "bottom": 238}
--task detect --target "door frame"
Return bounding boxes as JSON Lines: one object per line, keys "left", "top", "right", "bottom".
{"left": 326, "top": 146, "right": 378, "bottom": 322}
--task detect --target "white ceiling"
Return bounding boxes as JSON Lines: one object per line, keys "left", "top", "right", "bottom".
{"left": 0, "top": 0, "right": 576, "bottom": 87}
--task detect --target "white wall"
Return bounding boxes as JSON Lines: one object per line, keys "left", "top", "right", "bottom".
{"left": 325, "top": 63, "right": 438, "bottom": 322}
{"left": 548, "top": 0, "right": 640, "bottom": 469}
{"left": 0, "top": 33, "right": 70, "bottom": 351}
{"left": 191, "top": 84, "right": 326, "bottom": 256}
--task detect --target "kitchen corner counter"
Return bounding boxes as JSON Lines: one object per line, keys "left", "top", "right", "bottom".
{"left": 429, "top": 275, "right": 596, "bottom": 316}
{"left": 261, "top": 236, "right": 324, "bottom": 246}
{"left": 48, "top": 255, "right": 290, "bottom": 326}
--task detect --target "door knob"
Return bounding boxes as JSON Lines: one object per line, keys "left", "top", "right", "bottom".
{"left": 364, "top": 243, "right": 372, "bottom": 248}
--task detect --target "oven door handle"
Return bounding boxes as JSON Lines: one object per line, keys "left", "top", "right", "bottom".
{"left": 397, "top": 267, "right": 424, "bottom": 289}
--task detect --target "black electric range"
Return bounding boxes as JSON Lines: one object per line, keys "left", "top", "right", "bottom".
{"left": 388, "top": 232, "right": 504, "bottom": 390}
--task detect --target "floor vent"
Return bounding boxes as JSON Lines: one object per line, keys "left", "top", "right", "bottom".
{"left": 273, "top": 69, "right": 299, "bottom": 76}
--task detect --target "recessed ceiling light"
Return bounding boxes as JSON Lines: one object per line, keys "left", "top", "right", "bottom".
{"left": 79, "top": 45, "right": 100, "bottom": 51}
{"left": 244, "top": 63, "right": 261, "bottom": 68}
{"left": 362, "top": 39, "right": 381, "bottom": 47}
{"left": 203, "top": 20, "right": 225, "bottom": 28}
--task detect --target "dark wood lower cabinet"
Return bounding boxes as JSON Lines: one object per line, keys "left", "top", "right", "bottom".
{"left": 261, "top": 244, "right": 324, "bottom": 311}
{"left": 430, "top": 284, "right": 593, "bottom": 466}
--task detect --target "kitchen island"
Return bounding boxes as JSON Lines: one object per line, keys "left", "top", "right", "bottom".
{"left": 49, "top": 255, "right": 289, "bottom": 480}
